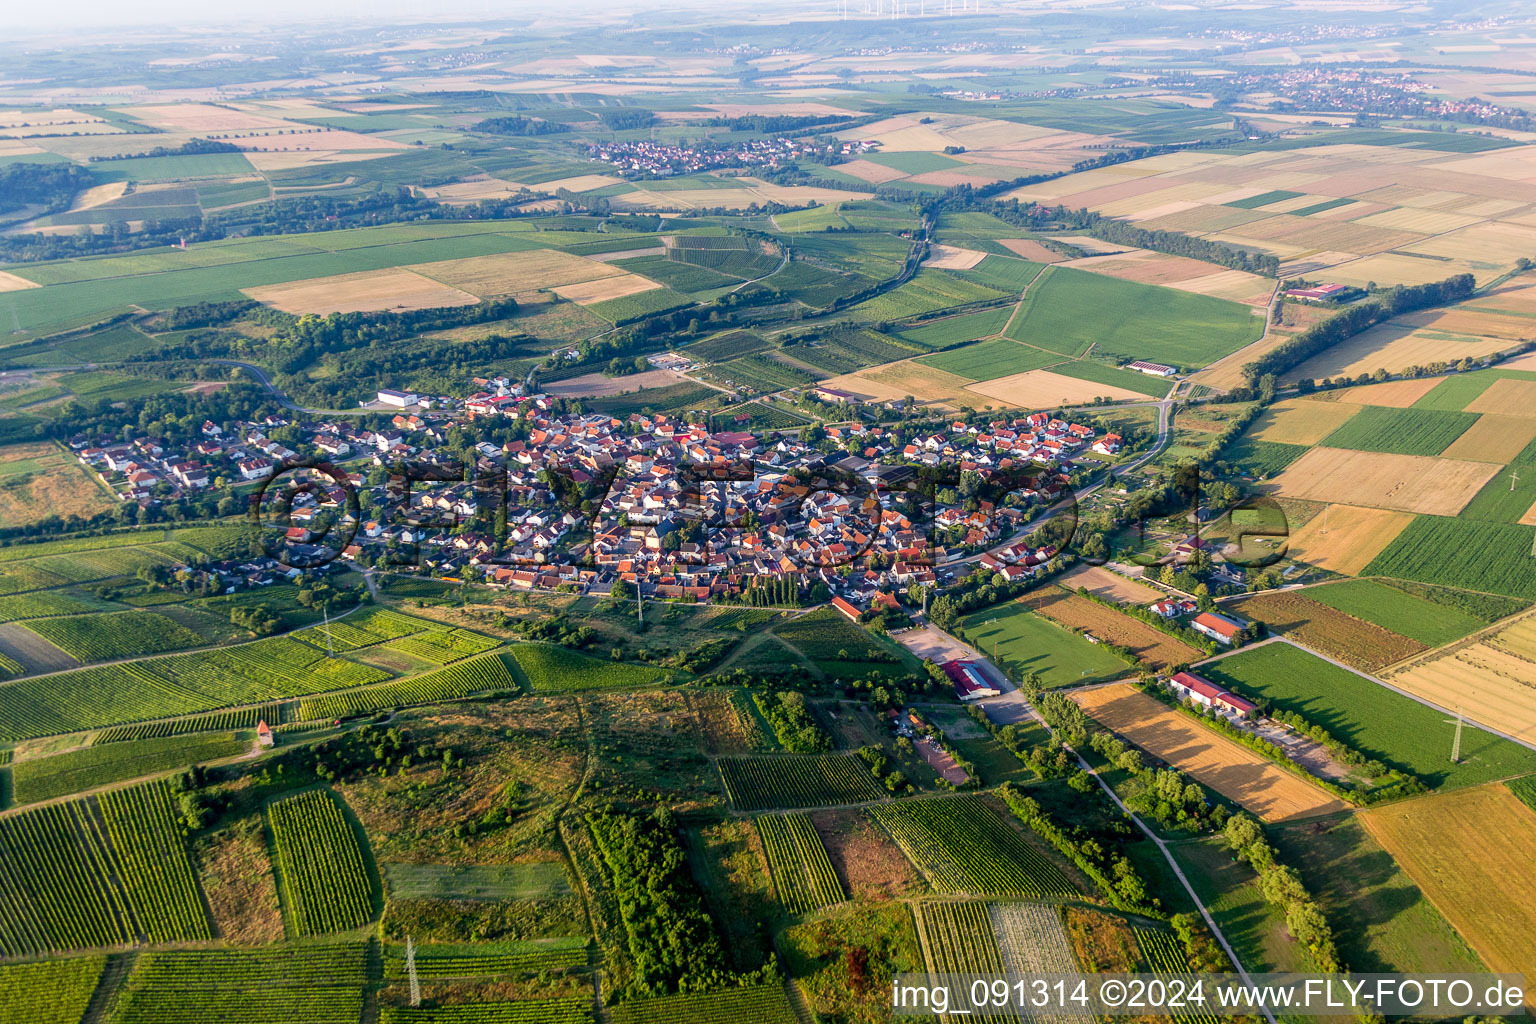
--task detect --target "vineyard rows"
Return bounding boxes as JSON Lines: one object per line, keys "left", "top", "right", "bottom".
{"left": 1135, "top": 929, "right": 1219, "bottom": 1024}
{"left": 383, "top": 628, "right": 501, "bottom": 665}
{"left": 93, "top": 703, "right": 285, "bottom": 743}
{"left": 21, "top": 611, "right": 207, "bottom": 663}
{"left": 109, "top": 945, "right": 369, "bottom": 1024}
{"left": 990, "top": 904, "right": 1092, "bottom": 1024}
{"left": 0, "top": 636, "right": 387, "bottom": 741}
{"left": 296, "top": 607, "right": 462, "bottom": 653}
{"left": 607, "top": 984, "right": 798, "bottom": 1024}
{"left": 0, "top": 779, "right": 208, "bottom": 956}
{"left": 917, "top": 902, "right": 1012, "bottom": 1024}
{"left": 0, "top": 956, "right": 105, "bottom": 1024}
{"left": 756, "top": 813, "right": 845, "bottom": 914}
{"left": 718, "top": 754, "right": 886, "bottom": 811}
{"left": 12, "top": 731, "right": 248, "bottom": 804}
{"left": 380, "top": 1000, "right": 591, "bottom": 1024}
{"left": 869, "top": 798, "right": 1074, "bottom": 898}
{"left": 297, "top": 654, "right": 517, "bottom": 720}
{"left": 266, "top": 790, "right": 376, "bottom": 936}
{"left": 0, "top": 591, "right": 96, "bottom": 623}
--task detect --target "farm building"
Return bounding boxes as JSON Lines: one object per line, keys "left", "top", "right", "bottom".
{"left": 940, "top": 659, "right": 1001, "bottom": 701}
{"left": 1191, "top": 611, "right": 1245, "bottom": 645}
{"left": 376, "top": 389, "right": 419, "bottom": 408}
{"left": 813, "top": 386, "right": 857, "bottom": 403}
{"left": 1167, "top": 671, "right": 1256, "bottom": 719}
{"left": 1283, "top": 283, "right": 1352, "bottom": 303}
{"left": 1126, "top": 360, "right": 1177, "bottom": 377}
{"left": 830, "top": 596, "right": 863, "bottom": 621}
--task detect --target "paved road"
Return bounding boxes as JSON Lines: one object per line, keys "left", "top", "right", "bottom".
{"left": 209, "top": 359, "right": 362, "bottom": 416}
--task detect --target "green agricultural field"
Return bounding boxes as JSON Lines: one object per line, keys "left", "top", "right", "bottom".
{"left": 1220, "top": 437, "right": 1309, "bottom": 477}
{"left": 1290, "top": 198, "right": 1358, "bottom": 217}
{"left": 297, "top": 653, "right": 519, "bottom": 720}
{"left": 1224, "top": 189, "right": 1304, "bottom": 209}
{"left": 1362, "top": 517, "right": 1536, "bottom": 600}
{"left": 588, "top": 381, "right": 719, "bottom": 417}
{"left": 1004, "top": 266, "right": 1262, "bottom": 365}
{"left": 10, "top": 731, "right": 249, "bottom": 804}
{"left": 503, "top": 643, "right": 669, "bottom": 692}
{"left": 773, "top": 205, "right": 848, "bottom": 232}
{"left": 1319, "top": 406, "right": 1479, "bottom": 456}
{"left": 1051, "top": 360, "right": 1175, "bottom": 398}
{"left": 86, "top": 153, "right": 256, "bottom": 183}
{"left": 757, "top": 812, "right": 846, "bottom": 914}
{"left": 959, "top": 603, "right": 1130, "bottom": 688}
{"left": 773, "top": 609, "right": 889, "bottom": 662}
{"left": 863, "top": 151, "right": 965, "bottom": 175}
{"left": 1410, "top": 367, "right": 1536, "bottom": 411}
{"left": 1458, "top": 463, "right": 1536, "bottom": 523}
{"left": 954, "top": 255, "right": 1044, "bottom": 292}
{"left": 1197, "top": 643, "right": 1536, "bottom": 787}
{"left": 915, "top": 337, "right": 1062, "bottom": 380}
{"left": 896, "top": 307, "right": 1014, "bottom": 349}
{"left": 1302, "top": 579, "right": 1484, "bottom": 646}
{"left": 1271, "top": 816, "right": 1485, "bottom": 973}
{"left": 586, "top": 287, "right": 692, "bottom": 323}
{"left": 108, "top": 945, "right": 368, "bottom": 1024}
{"left": 844, "top": 270, "right": 1006, "bottom": 322}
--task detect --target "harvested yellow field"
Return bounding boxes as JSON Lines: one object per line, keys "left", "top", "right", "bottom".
{"left": 1056, "top": 564, "right": 1163, "bottom": 604}
{"left": 1327, "top": 252, "right": 1483, "bottom": 289}
{"left": 1333, "top": 377, "right": 1445, "bottom": 408}
{"left": 1249, "top": 397, "right": 1362, "bottom": 445}
{"left": 1387, "top": 615, "right": 1536, "bottom": 745}
{"left": 119, "top": 102, "right": 299, "bottom": 132}
{"left": 963, "top": 368, "right": 1146, "bottom": 408}
{"left": 998, "top": 239, "right": 1063, "bottom": 262}
{"left": 924, "top": 244, "right": 987, "bottom": 270}
{"left": 246, "top": 150, "right": 395, "bottom": 172}
{"left": 825, "top": 361, "right": 974, "bottom": 411}
{"left": 509, "top": 173, "right": 624, "bottom": 193}
{"left": 1268, "top": 448, "right": 1499, "bottom": 516}
{"left": 611, "top": 185, "right": 869, "bottom": 211}
{"left": 243, "top": 268, "right": 480, "bottom": 315}
{"left": 834, "top": 159, "right": 911, "bottom": 184}
{"left": 1439, "top": 414, "right": 1536, "bottom": 462}
{"left": 0, "top": 271, "right": 40, "bottom": 292}
{"left": 1191, "top": 332, "right": 1294, "bottom": 392}
{"left": 420, "top": 177, "right": 524, "bottom": 204}
{"left": 1282, "top": 503, "right": 1414, "bottom": 575}
{"left": 1289, "top": 324, "right": 1512, "bottom": 382}
{"left": 1361, "top": 784, "right": 1536, "bottom": 994}
{"left": 1072, "top": 684, "right": 1348, "bottom": 823}
{"left": 552, "top": 274, "right": 660, "bottom": 305}
{"left": 1465, "top": 377, "right": 1536, "bottom": 418}
{"left": 411, "top": 249, "right": 622, "bottom": 296}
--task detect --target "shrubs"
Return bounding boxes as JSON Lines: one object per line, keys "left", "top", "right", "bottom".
{"left": 752, "top": 691, "right": 831, "bottom": 753}
{"left": 998, "top": 783, "right": 1157, "bottom": 915}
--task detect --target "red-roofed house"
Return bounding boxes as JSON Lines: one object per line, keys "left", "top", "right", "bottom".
{"left": 1169, "top": 672, "right": 1256, "bottom": 718}
{"left": 1191, "top": 612, "right": 1244, "bottom": 645}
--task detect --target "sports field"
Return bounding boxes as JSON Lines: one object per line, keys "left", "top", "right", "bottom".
{"left": 1071, "top": 682, "right": 1347, "bottom": 822}
{"left": 1361, "top": 784, "right": 1536, "bottom": 996}
{"left": 959, "top": 603, "right": 1129, "bottom": 688}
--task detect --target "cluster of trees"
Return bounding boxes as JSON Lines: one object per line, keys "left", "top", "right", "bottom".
{"left": 87, "top": 137, "right": 241, "bottom": 162}
{"left": 0, "top": 161, "right": 94, "bottom": 220}
{"left": 719, "top": 574, "right": 806, "bottom": 607}
{"left": 856, "top": 745, "right": 913, "bottom": 793}
{"left": 999, "top": 784, "right": 1156, "bottom": 914}
{"left": 597, "top": 109, "right": 656, "bottom": 131}
{"left": 507, "top": 613, "right": 598, "bottom": 649}
{"left": 1089, "top": 731, "right": 1228, "bottom": 832}
{"left": 473, "top": 115, "right": 569, "bottom": 136}
{"left": 700, "top": 113, "right": 853, "bottom": 133}
{"left": 584, "top": 806, "right": 765, "bottom": 996}
{"left": 965, "top": 703, "right": 1080, "bottom": 779}
{"left": 753, "top": 691, "right": 831, "bottom": 752}
{"left": 1242, "top": 273, "right": 1476, "bottom": 384}
{"left": 1222, "top": 813, "right": 1343, "bottom": 974}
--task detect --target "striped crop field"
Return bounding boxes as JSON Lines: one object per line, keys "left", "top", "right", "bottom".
{"left": 266, "top": 790, "right": 376, "bottom": 936}
{"left": 869, "top": 797, "right": 1074, "bottom": 897}
{"left": 757, "top": 812, "right": 845, "bottom": 914}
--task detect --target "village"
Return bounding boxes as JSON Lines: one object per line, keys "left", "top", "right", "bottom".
{"left": 583, "top": 136, "right": 874, "bottom": 178}
{"left": 62, "top": 375, "right": 1137, "bottom": 613}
